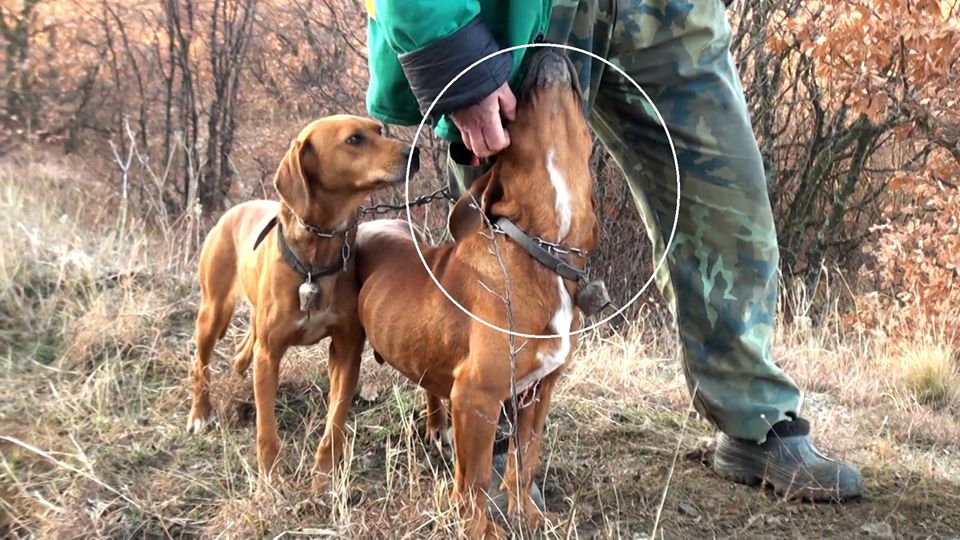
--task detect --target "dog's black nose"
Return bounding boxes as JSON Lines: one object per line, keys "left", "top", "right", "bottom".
{"left": 405, "top": 147, "right": 421, "bottom": 175}
{"left": 534, "top": 49, "right": 572, "bottom": 85}
{"left": 521, "top": 48, "right": 577, "bottom": 97}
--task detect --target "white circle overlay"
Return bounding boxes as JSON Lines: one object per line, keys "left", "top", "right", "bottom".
{"left": 403, "top": 43, "right": 680, "bottom": 339}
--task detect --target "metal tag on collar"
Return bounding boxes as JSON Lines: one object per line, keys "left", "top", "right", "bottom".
{"left": 298, "top": 273, "right": 322, "bottom": 312}
{"left": 574, "top": 277, "right": 611, "bottom": 317}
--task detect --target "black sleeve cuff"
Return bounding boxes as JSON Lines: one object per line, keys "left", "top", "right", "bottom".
{"left": 398, "top": 17, "right": 512, "bottom": 117}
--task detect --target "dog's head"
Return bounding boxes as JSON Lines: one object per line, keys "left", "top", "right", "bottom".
{"left": 275, "top": 115, "right": 420, "bottom": 223}
{"left": 450, "top": 49, "right": 596, "bottom": 247}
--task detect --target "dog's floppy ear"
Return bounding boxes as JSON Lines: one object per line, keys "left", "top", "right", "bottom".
{"left": 274, "top": 138, "right": 314, "bottom": 216}
{"left": 448, "top": 166, "right": 510, "bottom": 242}
{"left": 448, "top": 174, "right": 487, "bottom": 242}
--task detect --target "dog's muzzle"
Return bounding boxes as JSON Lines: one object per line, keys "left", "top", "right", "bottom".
{"left": 520, "top": 49, "right": 579, "bottom": 97}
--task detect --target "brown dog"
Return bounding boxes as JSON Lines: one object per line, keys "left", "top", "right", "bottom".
{"left": 186, "top": 115, "right": 418, "bottom": 478}
{"left": 345, "top": 51, "right": 597, "bottom": 536}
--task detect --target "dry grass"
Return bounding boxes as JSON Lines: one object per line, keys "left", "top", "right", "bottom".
{"left": 890, "top": 343, "right": 959, "bottom": 407}
{"left": 1, "top": 153, "right": 959, "bottom": 538}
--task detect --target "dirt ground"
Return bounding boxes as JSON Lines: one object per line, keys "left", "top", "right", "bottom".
{"left": 3, "top": 328, "right": 959, "bottom": 538}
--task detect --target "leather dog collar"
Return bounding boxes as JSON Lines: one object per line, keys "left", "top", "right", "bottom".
{"left": 253, "top": 215, "right": 279, "bottom": 251}
{"left": 492, "top": 217, "right": 586, "bottom": 283}
{"left": 253, "top": 216, "right": 351, "bottom": 280}
{"left": 276, "top": 222, "right": 349, "bottom": 280}
{"left": 493, "top": 217, "right": 612, "bottom": 317}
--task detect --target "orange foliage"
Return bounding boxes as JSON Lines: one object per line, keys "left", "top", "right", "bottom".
{"left": 771, "top": 0, "right": 960, "bottom": 126}
{"left": 762, "top": 0, "right": 960, "bottom": 338}
{"left": 856, "top": 149, "right": 960, "bottom": 339}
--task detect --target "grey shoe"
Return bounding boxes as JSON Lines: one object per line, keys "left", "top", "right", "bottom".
{"left": 488, "top": 451, "right": 546, "bottom": 518}
{"left": 714, "top": 416, "right": 863, "bottom": 501}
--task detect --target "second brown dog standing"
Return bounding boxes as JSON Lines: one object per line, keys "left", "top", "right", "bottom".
{"left": 186, "top": 115, "right": 418, "bottom": 478}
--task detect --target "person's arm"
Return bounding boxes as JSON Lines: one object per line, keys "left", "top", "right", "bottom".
{"left": 374, "top": 0, "right": 516, "bottom": 157}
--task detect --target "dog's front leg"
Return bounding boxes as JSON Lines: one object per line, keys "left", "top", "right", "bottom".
{"left": 502, "top": 371, "right": 561, "bottom": 530}
{"left": 253, "top": 338, "right": 284, "bottom": 478}
{"left": 450, "top": 377, "right": 507, "bottom": 539}
{"left": 312, "top": 324, "right": 364, "bottom": 489}
{"left": 187, "top": 295, "right": 236, "bottom": 433}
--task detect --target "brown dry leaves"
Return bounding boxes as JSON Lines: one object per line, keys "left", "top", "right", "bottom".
{"left": 771, "top": 0, "right": 960, "bottom": 125}
{"left": 855, "top": 150, "right": 959, "bottom": 340}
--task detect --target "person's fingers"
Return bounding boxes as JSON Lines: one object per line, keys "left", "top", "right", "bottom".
{"left": 481, "top": 115, "right": 510, "bottom": 156}
{"left": 473, "top": 127, "right": 492, "bottom": 158}
{"left": 461, "top": 129, "right": 478, "bottom": 158}
{"left": 451, "top": 83, "right": 517, "bottom": 158}
{"left": 465, "top": 124, "right": 491, "bottom": 158}
{"left": 499, "top": 84, "right": 517, "bottom": 122}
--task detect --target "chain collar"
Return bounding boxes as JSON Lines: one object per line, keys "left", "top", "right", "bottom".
{"left": 277, "top": 221, "right": 351, "bottom": 279}
{"left": 293, "top": 211, "right": 353, "bottom": 239}
{"left": 359, "top": 187, "right": 457, "bottom": 216}
{"left": 511, "top": 231, "right": 587, "bottom": 258}
{"left": 252, "top": 214, "right": 353, "bottom": 278}
{"left": 253, "top": 185, "right": 456, "bottom": 278}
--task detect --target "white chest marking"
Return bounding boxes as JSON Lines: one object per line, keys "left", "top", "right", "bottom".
{"left": 516, "top": 277, "right": 573, "bottom": 394}
{"left": 546, "top": 149, "right": 572, "bottom": 241}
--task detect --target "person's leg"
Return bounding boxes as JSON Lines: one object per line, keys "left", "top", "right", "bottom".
{"left": 593, "top": 0, "right": 794, "bottom": 442}
{"left": 590, "top": 0, "right": 861, "bottom": 499}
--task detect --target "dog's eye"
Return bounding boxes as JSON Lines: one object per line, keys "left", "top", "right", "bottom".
{"left": 346, "top": 134, "right": 364, "bottom": 145}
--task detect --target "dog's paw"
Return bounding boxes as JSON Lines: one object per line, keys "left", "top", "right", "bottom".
{"left": 507, "top": 496, "right": 553, "bottom": 533}
{"left": 483, "top": 518, "right": 508, "bottom": 540}
{"left": 294, "top": 494, "right": 329, "bottom": 514}
{"left": 460, "top": 513, "right": 507, "bottom": 540}
{"left": 425, "top": 425, "right": 452, "bottom": 454}
{"left": 185, "top": 406, "right": 215, "bottom": 434}
{"left": 311, "top": 469, "right": 339, "bottom": 495}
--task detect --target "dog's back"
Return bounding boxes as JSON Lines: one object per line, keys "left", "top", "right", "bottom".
{"left": 196, "top": 200, "right": 279, "bottom": 306}
{"left": 355, "top": 219, "right": 419, "bottom": 280}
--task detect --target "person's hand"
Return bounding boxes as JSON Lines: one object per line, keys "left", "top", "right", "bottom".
{"left": 450, "top": 82, "right": 517, "bottom": 159}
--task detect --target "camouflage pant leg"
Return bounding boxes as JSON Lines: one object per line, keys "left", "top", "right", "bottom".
{"left": 589, "top": 0, "right": 800, "bottom": 442}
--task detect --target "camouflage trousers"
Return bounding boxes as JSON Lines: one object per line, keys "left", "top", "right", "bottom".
{"left": 450, "top": 0, "right": 801, "bottom": 443}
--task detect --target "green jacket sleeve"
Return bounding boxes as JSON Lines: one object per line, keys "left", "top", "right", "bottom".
{"left": 372, "top": 0, "right": 512, "bottom": 116}
{"left": 372, "top": 0, "right": 479, "bottom": 53}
